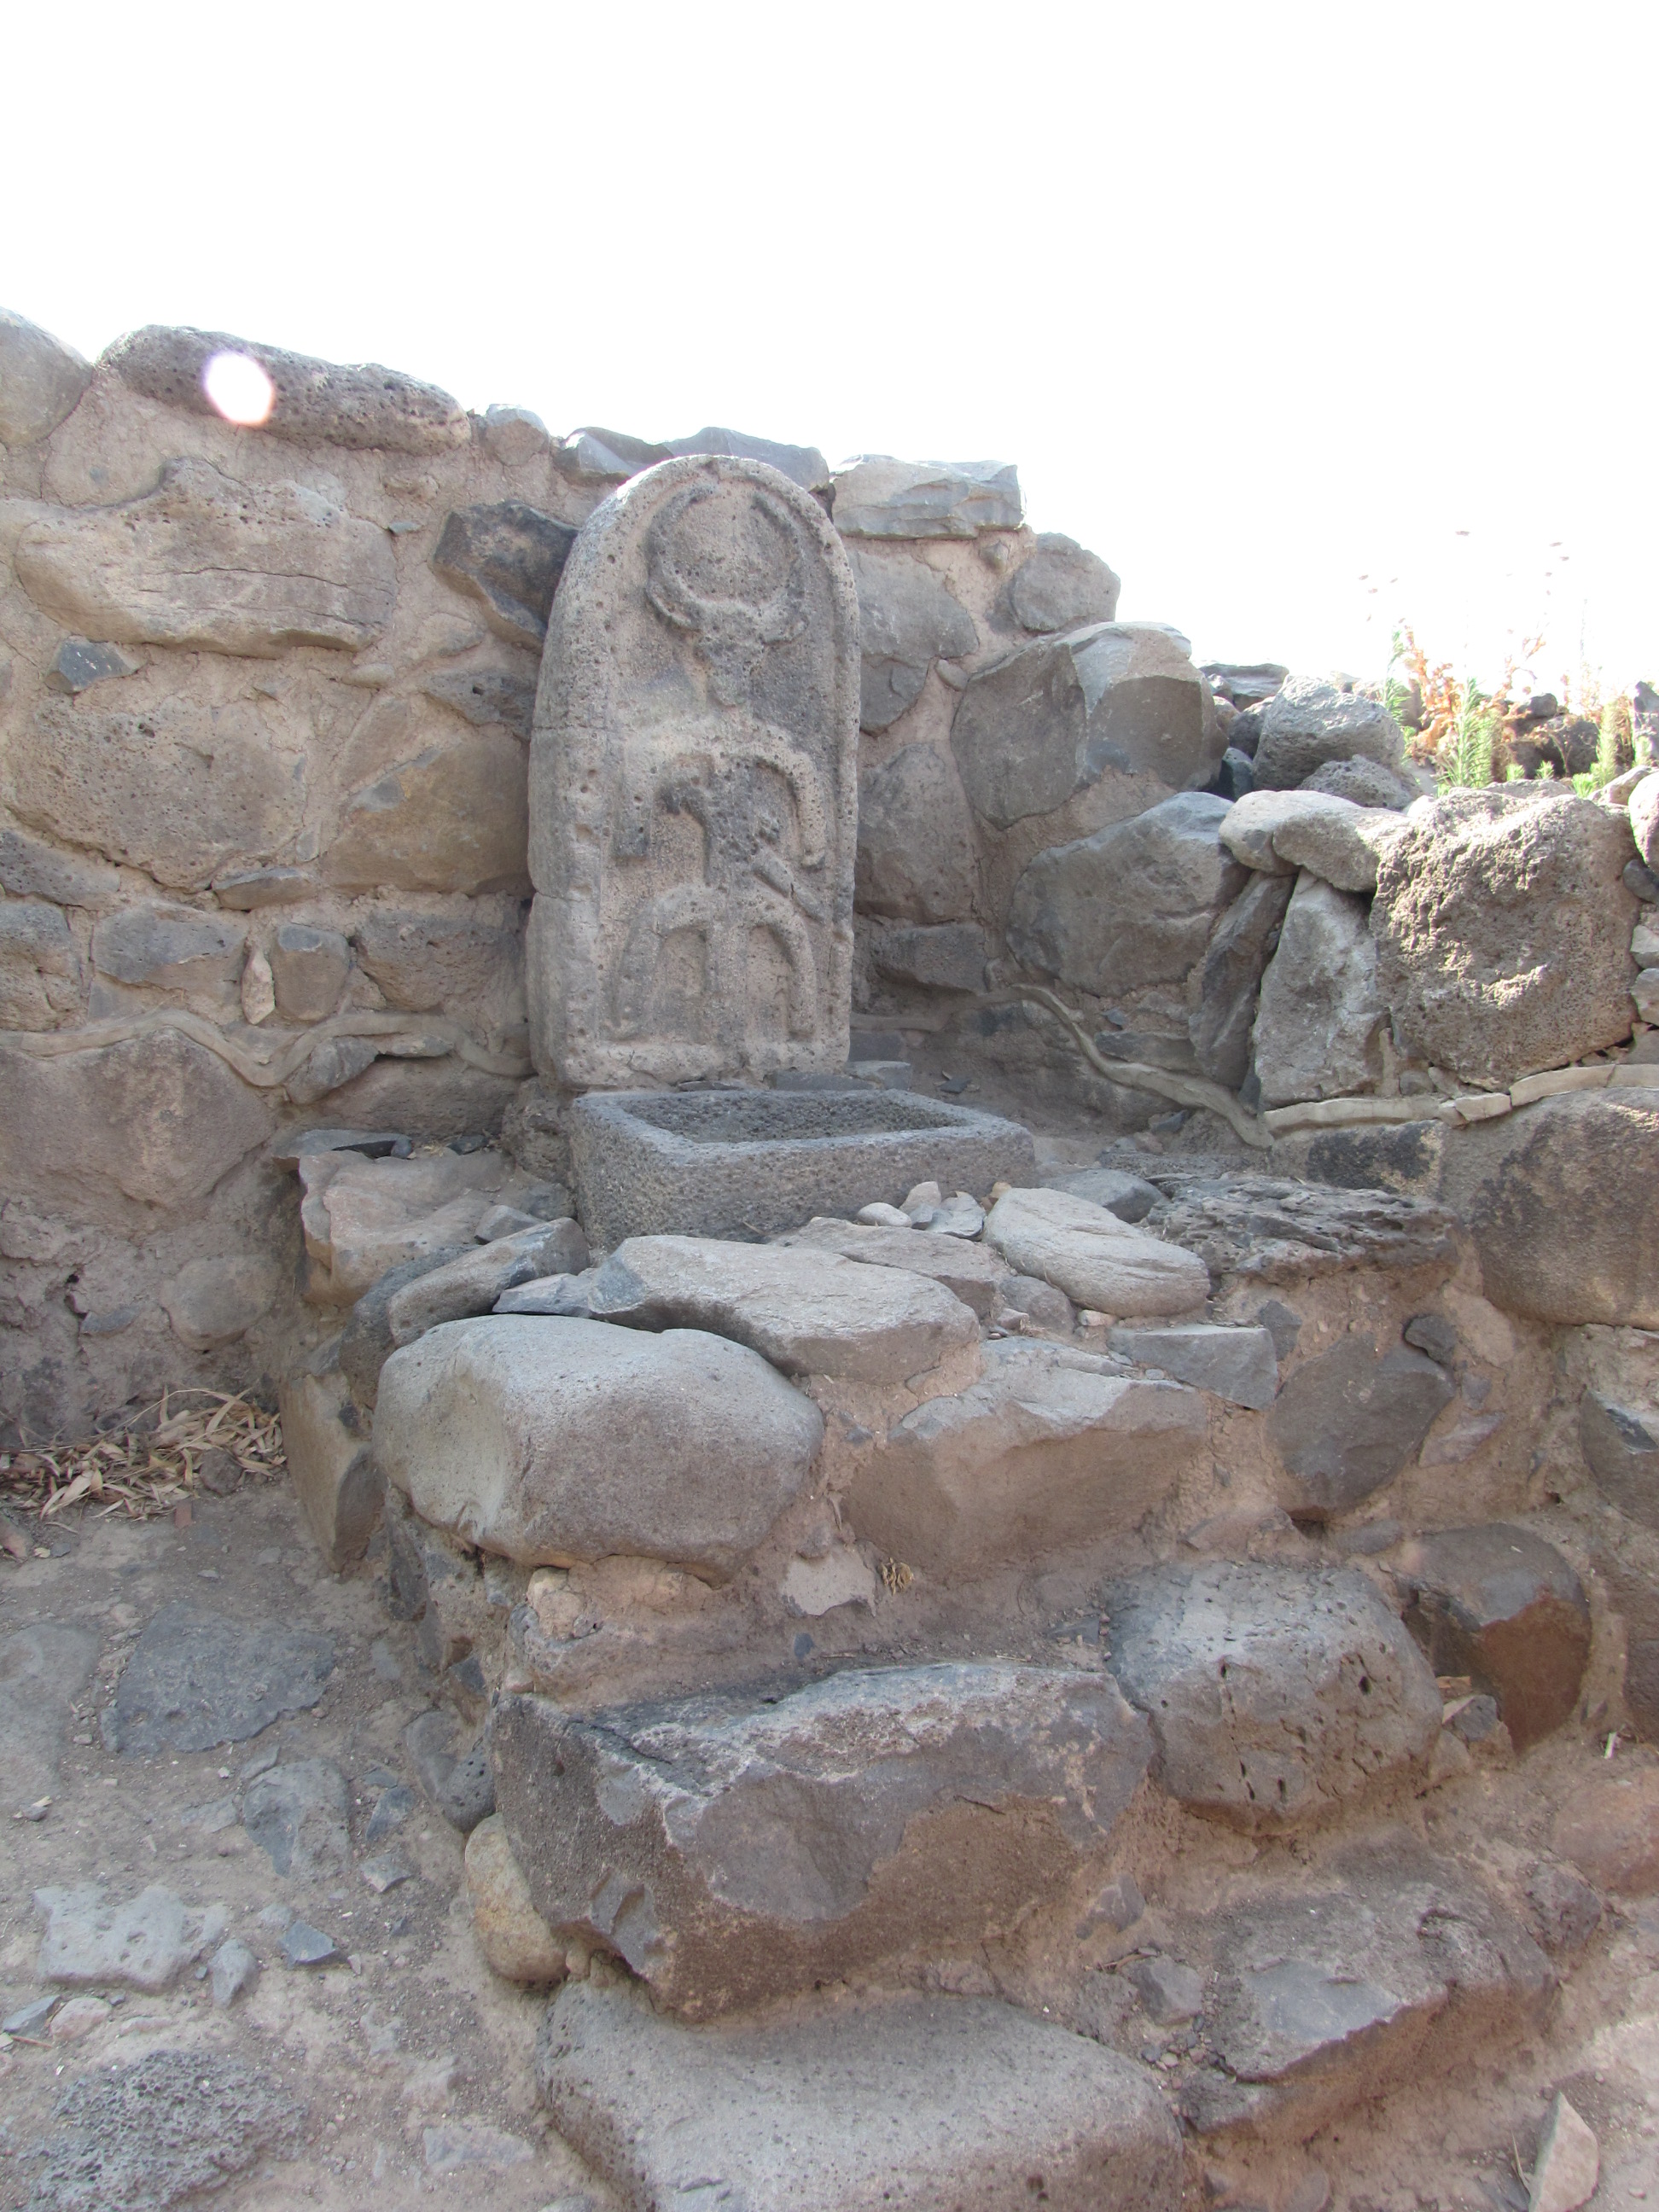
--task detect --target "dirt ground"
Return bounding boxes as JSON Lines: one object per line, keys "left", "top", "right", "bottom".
{"left": 1, "top": 1470, "right": 1656, "bottom": 2211}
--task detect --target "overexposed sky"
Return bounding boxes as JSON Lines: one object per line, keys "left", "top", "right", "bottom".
{"left": 8, "top": 3, "right": 1656, "bottom": 696}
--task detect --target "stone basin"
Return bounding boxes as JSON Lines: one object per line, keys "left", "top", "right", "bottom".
{"left": 569, "top": 1087, "right": 1037, "bottom": 1245}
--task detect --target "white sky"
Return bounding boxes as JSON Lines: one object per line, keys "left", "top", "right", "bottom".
{"left": 8, "top": 3, "right": 1656, "bottom": 696}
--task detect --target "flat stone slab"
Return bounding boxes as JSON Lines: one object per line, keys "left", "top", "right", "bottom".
{"left": 1103, "top": 1560, "right": 1443, "bottom": 1831}
{"left": 1108, "top": 1323, "right": 1278, "bottom": 1409}
{"left": 107, "top": 1602, "right": 335, "bottom": 1755}
{"left": 35, "top": 1883, "right": 229, "bottom": 1990}
{"left": 0, "top": 1621, "right": 98, "bottom": 1809}
{"left": 587, "top": 1234, "right": 979, "bottom": 1382}
{"left": 569, "top": 1087, "right": 1036, "bottom": 1246}
{"left": 1186, "top": 1840, "right": 1551, "bottom": 2138}
{"left": 493, "top": 1661, "right": 1151, "bottom": 2017}
{"left": 986, "top": 1185, "right": 1209, "bottom": 1316}
{"left": 373, "top": 1315, "right": 822, "bottom": 1576}
{"left": 848, "top": 1341, "right": 1206, "bottom": 1581}
{"left": 537, "top": 1980, "right": 1183, "bottom": 2211}
{"left": 777, "top": 1214, "right": 1010, "bottom": 1318}
{"left": 242, "top": 1758, "right": 351, "bottom": 1879}
{"left": 1138, "top": 1170, "right": 1459, "bottom": 1286}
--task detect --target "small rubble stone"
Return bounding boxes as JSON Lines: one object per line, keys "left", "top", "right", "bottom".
{"left": 49, "top": 1996, "right": 111, "bottom": 2043}
{"left": 1188, "top": 872, "right": 1295, "bottom": 1090}
{"left": 0, "top": 1621, "right": 98, "bottom": 1808}
{"left": 1399, "top": 1525, "right": 1590, "bottom": 1750}
{"left": 365, "top": 1782, "right": 414, "bottom": 1844}
{"left": 420, "top": 662, "right": 537, "bottom": 738}
{"left": 269, "top": 923, "right": 352, "bottom": 1022}
{"left": 432, "top": 499, "right": 578, "bottom": 648}
{"left": 1632, "top": 770, "right": 1659, "bottom": 870}
{"left": 0, "top": 824, "right": 119, "bottom": 908}
{"left": 1107, "top": 1323, "right": 1278, "bottom": 1409}
{"left": 108, "top": 1602, "right": 334, "bottom": 1755}
{"left": 1008, "top": 532, "right": 1121, "bottom": 632}
{"left": 35, "top": 1883, "right": 230, "bottom": 1990}
{"left": 1578, "top": 1390, "right": 1659, "bottom": 1529}
{"left": 777, "top": 1215, "right": 1009, "bottom": 1319}
{"left": 210, "top": 1936, "right": 259, "bottom": 2006}
{"left": 997, "top": 1273, "right": 1077, "bottom": 1333}
{"left": 538, "top": 1979, "right": 1180, "bottom": 2212}
{"left": 361, "top": 1856, "right": 411, "bottom": 1894}
{"left": 851, "top": 1340, "right": 1205, "bottom": 1580}
{"left": 1552, "top": 1767, "right": 1659, "bottom": 1895}
{"left": 159, "top": 1254, "right": 277, "bottom": 1350}
{"left": 423, "top": 2119, "right": 536, "bottom": 2174}
{"left": 1528, "top": 2093, "right": 1599, "bottom": 2212}
{"left": 1403, "top": 1310, "right": 1458, "bottom": 1364}
{"left": 1523, "top": 1865, "right": 1603, "bottom": 1957}
{"left": 1126, "top": 1955, "right": 1204, "bottom": 2024}
{"left": 1301, "top": 754, "right": 1417, "bottom": 809}
{"left": 45, "top": 637, "right": 140, "bottom": 695}
{"left": 281, "top": 1919, "right": 341, "bottom": 1967}
{"left": 1103, "top": 1560, "right": 1443, "bottom": 1831}
{"left": 1041, "top": 1167, "right": 1161, "bottom": 1221}
{"left": 5, "top": 1994, "right": 58, "bottom": 2034}
{"left": 1082, "top": 1873, "right": 1145, "bottom": 1934}
{"left": 553, "top": 424, "right": 672, "bottom": 481}
{"left": 90, "top": 902, "right": 246, "bottom": 993}
{"left": 26, "top": 2046, "right": 302, "bottom": 2212}
{"left": 986, "top": 1185, "right": 1210, "bottom": 1317}
{"left": 585, "top": 1234, "right": 979, "bottom": 1383}
{"left": 1252, "top": 675, "right": 1407, "bottom": 791}
{"left": 667, "top": 425, "right": 830, "bottom": 487}
{"left": 832, "top": 455, "right": 1022, "bottom": 538}
{"left": 495, "top": 1662, "right": 1151, "bottom": 2017}
{"left": 0, "top": 307, "right": 92, "bottom": 444}
{"left": 1266, "top": 1335, "right": 1454, "bottom": 1518}
{"left": 405, "top": 1709, "right": 498, "bottom": 1833}
{"left": 464, "top": 1813, "right": 567, "bottom": 1983}
{"left": 242, "top": 1759, "right": 351, "bottom": 1880}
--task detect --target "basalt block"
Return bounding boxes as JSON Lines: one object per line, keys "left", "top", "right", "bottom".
{"left": 493, "top": 1661, "right": 1152, "bottom": 2017}
{"left": 568, "top": 1086, "right": 1035, "bottom": 1246}
{"left": 1397, "top": 1523, "right": 1590, "bottom": 1749}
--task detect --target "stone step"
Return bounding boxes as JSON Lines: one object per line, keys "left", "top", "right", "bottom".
{"left": 492, "top": 1659, "right": 1151, "bottom": 2018}
{"left": 537, "top": 1977, "right": 1184, "bottom": 2212}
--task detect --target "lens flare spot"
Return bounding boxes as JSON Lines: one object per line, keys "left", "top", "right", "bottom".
{"left": 202, "top": 351, "right": 276, "bottom": 427}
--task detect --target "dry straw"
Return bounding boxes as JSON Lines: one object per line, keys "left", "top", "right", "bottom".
{"left": 0, "top": 1391, "right": 285, "bottom": 1536}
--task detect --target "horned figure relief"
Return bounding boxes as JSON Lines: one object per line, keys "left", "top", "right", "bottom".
{"left": 609, "top": 482, "right": 834, "bottom": 1059}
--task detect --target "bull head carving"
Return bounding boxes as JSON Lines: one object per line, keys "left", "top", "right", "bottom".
{"left": 645, "top": 485, "right": 808, "bottom": 707}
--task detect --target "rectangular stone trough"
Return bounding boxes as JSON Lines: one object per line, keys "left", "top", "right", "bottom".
{"left": 569, "top": 1088, "right": 1037, "bottom": 1245}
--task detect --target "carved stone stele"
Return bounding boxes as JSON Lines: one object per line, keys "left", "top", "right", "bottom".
{"left": 527, "top": 456, "right": 859, "bottom": 1086}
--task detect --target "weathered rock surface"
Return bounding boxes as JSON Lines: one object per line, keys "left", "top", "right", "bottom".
{"left": 1229, "top": 789, "right": 1403, "bottom": 893}
{"left": 35, "top": 1883, "right": 230, "bottom": 1990}
{"left": 107, "top": 1602, "right": 334, "bottom": 1755}
{"left": 847, "top": 546, "right": 977, "bottom": 730}
{"left": 1107, "top": 1323, "right": 1278, "bottom": 1408}
{"left": 242, "top": 1757, "right": 351, "bottom": 1879}
{"left": 15, "top": 458, "right": 398, "bottom": 655}
{"left": 1008, "top": 792, "right": 1243, "bottom": 992}
{"left": 279, "top": 1361, "right": 381, "bottom": 1568}
{"left": 381, "top": 1220, "right": 587, "bottom": 1342}
{"left": 1103, "top": 1561, "right": 1444, "bottom": 1830}
{"left": 777, "top": 1214, "right": 1010, "bottom": 1318}
{"left": 1552, "top": 1767, "right": 1659, "bottom": 1895}
{"left": 870, "top": 919, "right": 987, "bottom": 993}
{"left": 0, "top": 1622, "right": 99, "bottom": 1809}
{"left": 300, "top": 1144, "right": 504, "bottom": 1301}
{"left": 1266, "top": 1335, "right": 1455, "bottom": 1517}
{"left": 585, "top": 1234, "right": 979, "bottom": 1382}
{"left": 493, "top": 1662, "right": 1151, "bottom": 2016}
{"left": 1008, "top": 532, "right": 1121, "bottom": 633}
{"left": 159, "top": 1254, "right": 277, "bottom": 1348}
{"left": 529, "top": 454, "right": 859, "bottom": 1087}
{"left": 0, "top": 1027, "right": 272, "bottom": 1220}
{"left": 668, "top": 426, "right": 831, "bottom": 492}
{"left": 1528, "top": 2095, "right": 1600, "bottom": 2212}
{"left": 464, "top": 1813, "right": 566, "bottom": 1984}
{"left": 373, "top": 1315, "right": 823, "bottom": 1575}
{"left": 0, "top": 307, "right": 91, "bottom": 444}
{"left": 853, "top": 740, "right": 980, "bottom": 923}
{"left": 537, "top": 1980, "right": 1182, "bottom": 2212}
{"left": 270, "top": 923, "right": 352, "bottom": 1022}
{"left": 323, "top": 725, "right": 529, "bottom": 894}
{"left": 1251, "top": 875, "right": 1384, "bottom": 1106}
{"left": 106, "top": 323, "right": 467, "bottom": 449}
{"left": 1371, "top": 788, "right": 1637, "bottom": 1087}
{"left": 406, "top": 1706, "right": 497, "bottom": 1831}
{"left": 986, "top": 1185, "right": 1209, "bottom": 1316}
{"left": 1301, "top": 754, "right": 1417, "bottom": 809}
{"left": 10, "top": 696, "right": 306, "bottom": 891}
{"left": 1189, "top": 1842, "right": 1551, "bottom": 2137}
{"left": 90, "top": 903, "right": 245, "bottom": 997}
{"left": 420, "top": 662, "right": 537, "bottom": 738}
{"left": 1440, "top": 1091, "right": 1659, "bottom": 1326}
{"left": 1220, "top": 787, "right": 1360, "bottom": 874}
{"left": 1632, "top": 770, "right": 1659, "bottom": 871}
{"left": 26, "top": 2046, "right": 301, "bottom": 2212}
{"left": 1398, "top": 1524, "right": 1590, "bottom": 1749}
{"left": 952, "top": 623, "right": 1221, "bottom": 830}
{"left": 1139, "top": 1171, "right": 1458, "bottom": 1286}
{"left": 1579, "top": 1389, "right": 1659, "bottom": 1528}
{"left": 1040, "top": 1166, "right": 1161, "bottom": 1221}
{"left": 0, "top": 899, "right": 81, "bottom": 1028}
{"left": 1253, "top": 675, "right": 1406, "bottom": 790}
{"left": 832, "top": 456, "right": 1023, "bottom": 538}
{"left": 0, "top": 824, "right": 119, "bottom": 908}
{"left": 1188, "top": 872, "right": 1294, "bottom": 1088}
{"left": 848, "top": 1341, "right": 1206, "bottom": 1578}
{"left": 432, "top": 499, "right": 578, "bottom": 649}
